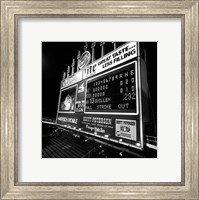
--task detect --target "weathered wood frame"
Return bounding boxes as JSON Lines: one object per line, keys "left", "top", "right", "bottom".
{"left": 1, "top": 1, "right": 198, "bottom": 199}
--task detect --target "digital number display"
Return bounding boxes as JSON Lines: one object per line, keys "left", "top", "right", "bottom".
{"left": 85, "top": 61, "right": 138, "bottom": 113}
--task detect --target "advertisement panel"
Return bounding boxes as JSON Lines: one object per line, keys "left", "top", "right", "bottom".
{"left": 83, "top": 42, "right": 137, "bottom": 79}
{"left": 81, "top": 115, "right": 114, "bottom": 136}
{"left": 61, "top": 70, "right": 82, "bottom": 89}
{"left": 57, "top": 113, "right": 81, "bottom": 129}
{"left": 115, "top": 119, "right": 137, "bottom": 141}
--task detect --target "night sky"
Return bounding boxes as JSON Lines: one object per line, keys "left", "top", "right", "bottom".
{"left": 42, "top": 42, "right": 157, "bottom": 120}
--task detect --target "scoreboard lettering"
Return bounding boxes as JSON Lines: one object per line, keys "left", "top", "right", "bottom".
{"left": 85, "top": 61, "right": 138, "bottom": 114}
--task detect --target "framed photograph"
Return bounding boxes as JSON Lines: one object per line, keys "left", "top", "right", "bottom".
{"left": 1, "top": 0, "right": 198, "bottom": 199}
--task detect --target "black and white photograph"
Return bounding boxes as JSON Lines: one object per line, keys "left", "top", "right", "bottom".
{"left": 2, "top": 0, "right": 199, "bottom": 197}
{"left": 42, "top": 42, "right": 157, "bottom": 158}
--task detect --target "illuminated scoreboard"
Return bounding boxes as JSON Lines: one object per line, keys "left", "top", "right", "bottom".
{"left": 85, "top": 61, "right": 138, "bottom": 114}
{"left": 56, "top": 42, "right": 150, "bottom": 150}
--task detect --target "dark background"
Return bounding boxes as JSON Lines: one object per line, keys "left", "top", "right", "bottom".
{"left": 42, "top": 42, "right": 157, "bottom": 121}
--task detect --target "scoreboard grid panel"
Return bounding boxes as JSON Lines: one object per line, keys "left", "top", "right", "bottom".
{"left": 84, "top": 60, "right": 139, "bottom": 115}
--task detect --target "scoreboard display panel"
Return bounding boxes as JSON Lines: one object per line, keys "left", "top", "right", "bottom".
{"left": 56, "top": 42, "right": 145, "bottom": 150}
{"left": 85, "top": 61, "right": 138, "bottom": 114}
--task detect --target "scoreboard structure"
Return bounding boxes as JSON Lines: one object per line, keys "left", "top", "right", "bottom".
{"left": 56, "top": 42, "right": 155, "bottom": 150}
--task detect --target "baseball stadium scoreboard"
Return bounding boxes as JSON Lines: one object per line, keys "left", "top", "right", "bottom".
{"left": 56, "top": 42, "right": 152, "bottom": 150}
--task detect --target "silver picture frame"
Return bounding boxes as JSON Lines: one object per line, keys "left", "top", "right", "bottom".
{"left": 1, "top": 0, "right": 198, "bottom": 199}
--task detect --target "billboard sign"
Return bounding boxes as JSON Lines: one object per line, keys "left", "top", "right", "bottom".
{"left": 115, "top": 119, "right": 137, "bottom": 141}
{"left": 83, "top": 42, "right": 137, "bottom": 79}
{"left": 78, "top": 51, "right": 91, "bottom": 70}
{"left": 61, "top": 70, "right": 82, "bottom": 89}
